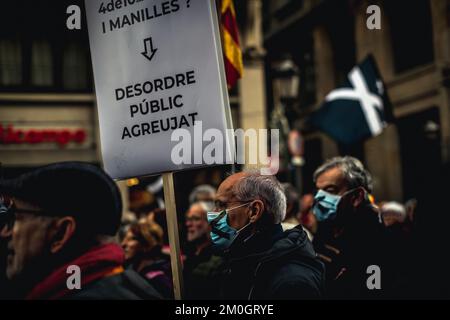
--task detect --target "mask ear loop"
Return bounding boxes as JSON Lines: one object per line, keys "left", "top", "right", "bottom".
{"left": 237, "top": 202, "right": 261, "bottom": 243}
{"left": 238, "top": 201, "right": 256, "bottom": 230}
{"left": 343, "top": 187, "right": 367, "bottom": 205}
{"left": 211, "top": 202, "right": 253, "bottom": 242}
{"left": 212, "top": 201, "right": 251, "bottom": 226}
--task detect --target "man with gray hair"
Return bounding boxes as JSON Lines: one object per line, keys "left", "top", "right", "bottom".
{"left": 189, "top": 184, "right": 216, "bottom": 206}
{"left": 311, "top": 156, "right": 391, "bottom": 299}
{"left": 312, "top": 156, "right": 375, "bottom": 223}
{"left": 208, "top": 171, "right": 324, "bottom": 299}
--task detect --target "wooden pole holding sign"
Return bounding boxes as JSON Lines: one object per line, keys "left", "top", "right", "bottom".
{"left": 162, "top": 172, "right": 184, "bottom": 300}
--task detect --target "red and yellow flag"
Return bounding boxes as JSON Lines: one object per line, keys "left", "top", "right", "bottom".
{"left": 221, "top": 0, "right": 243, "bottom": 89}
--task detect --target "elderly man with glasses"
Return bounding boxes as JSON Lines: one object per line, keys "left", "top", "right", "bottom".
{"left": 207, "top": 171, "right": 324, "bottom": 300}
{"left": 0, "top": 162, "right": 162, "bottom": 300}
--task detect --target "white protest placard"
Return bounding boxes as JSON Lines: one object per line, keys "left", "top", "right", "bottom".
{"left": 85, "top": 0, "right": 234, "bottom": 179}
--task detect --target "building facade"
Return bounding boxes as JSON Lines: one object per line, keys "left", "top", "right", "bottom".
{"left": 2, "top": 0, "right": 447, "bottom": 207}
{"left": 0, "top": 0, "right": 100, "bottom": 173}
{"left": 261, "top": 0, "right": 450, "bottom": 202}
{"left": 0, "top": 1, "right": 131, "bottom": 208}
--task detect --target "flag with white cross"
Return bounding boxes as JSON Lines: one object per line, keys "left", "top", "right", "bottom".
{"left": 309, "top": 55, "right": 394, "bottom": 145}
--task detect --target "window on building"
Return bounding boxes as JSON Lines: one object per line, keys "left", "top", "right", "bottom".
{"left": 326, "top": 4, "right": 355, "bottom": 85}
{"left": 386, "top": 0, "right": 434, "bottom": 73}
{"left": 0, "top": 39, "right": 22, "bottom": 86}
{"left": 31, "top": 40, "right": 53, "bottom": 86}
{"left": 63, "top": 42, "right": 88, "bottom": 90}
{"left": 0, "top": 1, "right": 92, "bottom": 92}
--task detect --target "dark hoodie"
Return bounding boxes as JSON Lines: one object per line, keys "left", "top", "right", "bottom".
{"left": 218, "top": 224, "right": 324, "bottom": 300}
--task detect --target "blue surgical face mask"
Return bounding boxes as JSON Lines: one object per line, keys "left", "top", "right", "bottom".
{"left": 313, "top": 190, "right": 341, "bottom": 222}
{"left": 312, "top": 189, "right": 359, "bottom": 222}
{"left": 207, "top": 202, "right": 251, "bottom": 251}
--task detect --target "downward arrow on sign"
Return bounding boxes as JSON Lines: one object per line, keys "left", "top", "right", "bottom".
{"left": 141, "top": 37, "right": 158, "bottom": 62}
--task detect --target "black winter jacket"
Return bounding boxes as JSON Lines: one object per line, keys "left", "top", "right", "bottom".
{"left": 218, "top": 224, "right": 324, "bottom": 300}
{"left": 66, "top": 269, "right": 163, "bottom": 300}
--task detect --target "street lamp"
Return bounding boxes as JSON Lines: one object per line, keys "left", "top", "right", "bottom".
{"left": 272, "top": 56, "right": 300, "bottom": 106}
{"left": 271, "top": 56, "right": 303, "bottom": 189}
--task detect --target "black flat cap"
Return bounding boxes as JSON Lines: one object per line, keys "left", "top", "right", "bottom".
{"left": 0, "top": 162, "right": 122, "bottom": 236}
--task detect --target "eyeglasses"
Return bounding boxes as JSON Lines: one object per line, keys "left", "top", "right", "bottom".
{"left": 213, "top": 200, "right": 249, "bottom": 212}
{"left": 0, "top": 194, "right": 15, "bottom": 229}
{"left": 0, "top": 195, "right": 47, "bottom": 228}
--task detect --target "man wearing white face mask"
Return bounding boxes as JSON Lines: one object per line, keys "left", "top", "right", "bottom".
{"left": 208, "top": 172, "right": 324, "bottom": 300}
{"left": 311, "top": 156, "right": 392, "bottom": 299}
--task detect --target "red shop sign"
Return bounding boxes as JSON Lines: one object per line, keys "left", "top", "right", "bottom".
{"left": 0, "top": 124, "right": 87, "bottom": 147}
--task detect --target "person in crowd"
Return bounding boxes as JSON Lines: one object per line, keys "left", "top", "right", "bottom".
{"left": 410, "top": 162, "right": 450, "bottom": 298}
{"left": 146, "top": 208, "right": 171, "bottom": 255}
{"left": 0, "top": 195, "right": 13, "bottom": 298}
{"left": 183, "top": 201, "right": 223, "bottom": 299}
{"left": 118, "top": 210, "right": 138, "bottom": 244}
{"left": 0, "top": 162, "right": 162, "bottom": 300}
{"left": 311, "top": 156, "right": 392, "bottom": 299}
{"left": 281, "top": 184, "right": 314, "bottom": 241}
{"left": 189, "top": 184, "right": 216, "bottom": 207}
{"left": 185, "top": 202, "right": 213, "bottom": 256}
{"left": 208, "top": 171, "right": 324, "bottom": 299}
{"left": 122, "top": 219, "right": 173, "bottom": 299}
{"left": 381, "top": 202, "right": 407, "bottom": 228}
{"left": 299, "top": 194, "right": 318, "bottom": 236}
{"left": 403, "top": 198, "right": 417, "bottom": 234}
{"left": 280, "top": 183, "right": 301, "bottom": 230}
{"left": 379, "top": 201, "right": 414, "bottom": 297}
{"left": 129, "top": 189, "right": 158, "bottom": 220}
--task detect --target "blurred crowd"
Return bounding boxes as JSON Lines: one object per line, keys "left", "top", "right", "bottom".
{"left": 0, "top": 156, "right": 449, "bottom": 300}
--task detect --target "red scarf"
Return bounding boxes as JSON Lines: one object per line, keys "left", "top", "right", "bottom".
{"left": 26, "top": 243, "right": 125, "bottom": 300}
